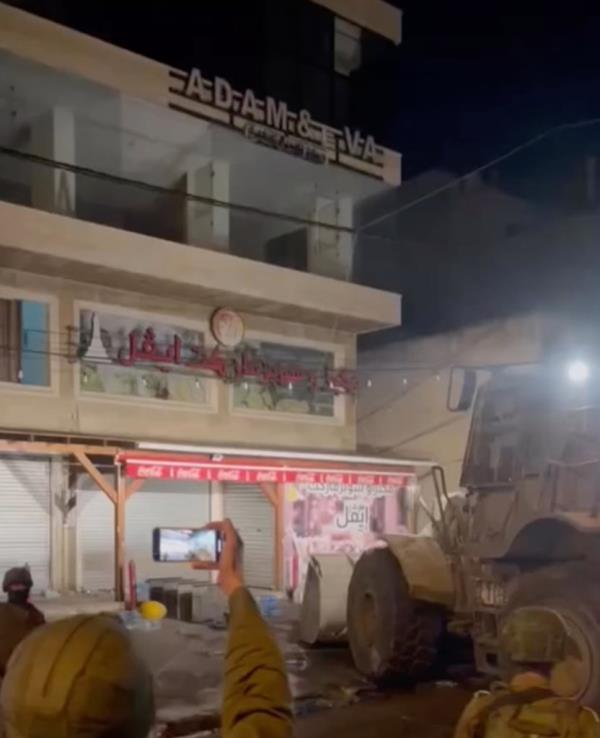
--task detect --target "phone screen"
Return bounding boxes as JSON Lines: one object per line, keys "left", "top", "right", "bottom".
{"left": 152, "top": 527, "right": 220, "bottom": 564}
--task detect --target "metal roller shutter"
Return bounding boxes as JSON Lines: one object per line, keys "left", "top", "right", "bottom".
{"left": 78, "top": 479, "right": 211, "bottom": 592}
{"left": 77, "top": 477, "right": 115, "bottom": 593}
{"left": 0, "top": 457, "right": 51, "bottom": 593}
{"left": 125, "top": 481, "right": 210, "bottom": 583}
{"left": 224, "top": 484, "right": 274, "bottom": 589}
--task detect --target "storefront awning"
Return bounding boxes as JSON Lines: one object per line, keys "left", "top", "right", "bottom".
{"left": 118, "top": 451, "right": 416, "bottom": 488}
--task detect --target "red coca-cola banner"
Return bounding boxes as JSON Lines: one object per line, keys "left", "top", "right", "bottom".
{"left": 124, "top": 459, "right": 412, "bottom": 489}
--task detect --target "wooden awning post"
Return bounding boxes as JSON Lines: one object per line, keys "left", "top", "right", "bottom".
{"left": 72, "top": 449, "right": 116, "bottom": 504}
{"left": 259, "top": 482, "right": 283, "bottom": 590}
{"left": 274, "top": 484, "right": 284, "bottom": 591}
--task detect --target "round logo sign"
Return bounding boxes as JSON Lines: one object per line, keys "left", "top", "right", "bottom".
{"left": 211, "top": 308, "right": 245, "bottom": 347}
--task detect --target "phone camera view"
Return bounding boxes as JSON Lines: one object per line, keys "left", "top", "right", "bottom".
{"left": 157, "top": 528, "right": 217, "bottom": 563}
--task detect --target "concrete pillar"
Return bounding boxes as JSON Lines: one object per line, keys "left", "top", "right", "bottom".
{"left": 30, "top": 107, "right": 76, "bottom": 216}
{"left": 337, "top": 196, "right": 354, "bottom": 279}
{"left": 49, "top": 458, "right": 78, "bottom": 593}
{"left": 308, "top": 194, "right": 354, "bottom": 280}
{"left": 184, "top": 160, "right": 230, "bottom": 251}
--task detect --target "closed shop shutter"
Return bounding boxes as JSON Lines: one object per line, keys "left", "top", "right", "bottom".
{"left": 78, "top": 479, "right": 211, "bottom": 592}
{"left": 125, "top": 481, "right": 210, "bottom": 583}
{"left": 0, "top": 457, "right": 51, "bottom": 593}
{"left": 224, "top": 484, "right": 274, "bottom": 589}
{"left": 77, "top": 478, "right": 115, "bottom": 593}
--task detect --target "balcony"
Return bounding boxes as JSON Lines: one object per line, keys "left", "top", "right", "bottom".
{"left": 0, "top": 147, "right": 401, "bottom": 333}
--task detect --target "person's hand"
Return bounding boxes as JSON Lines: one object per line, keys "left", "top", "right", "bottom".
{"left": 194, "top": 519, "right": 244, "bottom": 598}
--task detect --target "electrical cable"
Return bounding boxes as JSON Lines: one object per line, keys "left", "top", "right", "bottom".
{"left": 359, "top": 116, "right": 600, "bottom": 233}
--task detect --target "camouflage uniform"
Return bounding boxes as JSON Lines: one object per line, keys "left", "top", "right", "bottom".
{"left": 0, "top": 587, "right": 292, "bottom": 738}
{"left": 223, "top": 587, "right": 292, "bottom": 738}
{"left": 454, "top": 609, "right": 600, "bottom": 738}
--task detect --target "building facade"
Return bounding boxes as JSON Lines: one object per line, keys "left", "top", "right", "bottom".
{"left": 0, "top": 1, "right": 410, "bottom": 599}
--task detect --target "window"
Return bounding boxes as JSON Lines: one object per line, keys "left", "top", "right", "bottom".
{"left": 464, "top": 389, "right": 520, "bottom": 485}
{"left": 0, "top": 298, "right": 50, "bottom": 386}
{"left": 334, "top": 17, "right": 361, "bottom": 76}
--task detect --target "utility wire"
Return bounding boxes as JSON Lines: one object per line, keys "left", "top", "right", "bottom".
{"left": 359, "top": 116, "right": 600, "bottom": 233}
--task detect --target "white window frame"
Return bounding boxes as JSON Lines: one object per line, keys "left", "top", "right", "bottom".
{"left": 334, "top": 17, "right": 362, "bottom": 77}
{"left": 0, "top": 286, "right": 58, "bottom": 396}
{"left": 228, "top": 328, "right": 348, "bottom": 426}
{"left": 73, "top": 301, "right": 218, "bottom": 413}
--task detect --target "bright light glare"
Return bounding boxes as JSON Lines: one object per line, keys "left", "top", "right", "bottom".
{"left": 567, "top": 360, "right": 590, "bottom": 384}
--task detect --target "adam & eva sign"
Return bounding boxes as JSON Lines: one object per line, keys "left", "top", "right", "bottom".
{"left": 168, "top": 67, "right": 388, "bottom": 179}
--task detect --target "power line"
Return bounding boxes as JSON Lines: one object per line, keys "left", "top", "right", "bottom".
{"left": 0, "top": 145, "right": 355, "bottom": 235}
{"left": 359, "top": 116, "right": 600, "bottom": 233}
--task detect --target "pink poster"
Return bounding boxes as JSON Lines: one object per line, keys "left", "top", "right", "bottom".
{"left": 284, "top": 480, "right": 414, "bottom": 599}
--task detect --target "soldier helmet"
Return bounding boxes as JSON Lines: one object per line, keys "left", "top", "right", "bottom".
{"left": 500, "top": 607, "right": 567, "bottom": 663}
{"left": 0, "top": 614, "right": 154, "bottom": 738}
{"left": 3, "top": 567, "right": 33, "bottom": 592}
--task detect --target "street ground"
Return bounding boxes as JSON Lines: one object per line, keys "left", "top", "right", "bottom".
{"left": 295, "top": 685, "right": 471, "bottom": 738}
{"left": 35, "top": 593, "right": 476, "bottom": 738}
{"left": 130, "top": 602, "right": 477, "bottom": 737}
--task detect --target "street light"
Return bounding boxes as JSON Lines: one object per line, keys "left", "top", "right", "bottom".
{"left": 567, "top": 359, "right": 590, "bottom": 384}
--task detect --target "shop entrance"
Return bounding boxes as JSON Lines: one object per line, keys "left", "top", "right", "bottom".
{"left": 0, "top": 456, "right": 51, "bottom": 593}
{"left": 224, "top": 483, "right": 275, "bottom": 589}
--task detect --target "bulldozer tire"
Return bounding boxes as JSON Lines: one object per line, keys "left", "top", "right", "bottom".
{"left": 347, "top": 547, "right": 443, "bottom": 683}
{"left": 500, "top": 562, "right": 600, "bottom": 709}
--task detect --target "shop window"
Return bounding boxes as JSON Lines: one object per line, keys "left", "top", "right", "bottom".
{"left": 0, "top": 298, "right": 50, "bottom": 386}
{"left": 334, "top": 17, "right": 361, "bottom": 77}
{"left": 77, "top": 308, "right": 211, "bottom": 406}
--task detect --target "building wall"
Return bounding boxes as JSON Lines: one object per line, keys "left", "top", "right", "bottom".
{"left": 358, "top": 316, "right": 546, "bottom": 524}
{"left": 0, "top": 3, "right": 401, "bottom": 186}
{"left": 0, "top": 268, "right": 357, "bottom": 451}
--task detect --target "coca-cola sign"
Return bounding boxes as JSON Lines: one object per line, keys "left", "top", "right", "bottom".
{"left": 124, "top": 458, "right": 413, "bottom": 489}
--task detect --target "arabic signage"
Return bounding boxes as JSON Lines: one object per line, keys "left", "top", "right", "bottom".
{"left": 77, "top": 309, "right": 211, "bottom": 405}
{"left": 232, "top": 340, "right": 350, "bottom": 417}
{"left": 76, "top": 309, "right": 357, "bottom": 409}
{"left": 168, "top": 67, "right": 388, "bottom": 179}
{"left": 336, "top": 500, "right": 371, "bottom": 532}
{"left": 124, "top": 459, "right": 411, "bottom": 487}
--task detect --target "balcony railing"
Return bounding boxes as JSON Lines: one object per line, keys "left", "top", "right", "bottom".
{"left": 0, "top": 146, "right": 370, "bottom": 283}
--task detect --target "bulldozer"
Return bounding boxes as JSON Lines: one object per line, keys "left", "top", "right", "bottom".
{"left": 347, "top": 362, "right": 600, "bottom": 707}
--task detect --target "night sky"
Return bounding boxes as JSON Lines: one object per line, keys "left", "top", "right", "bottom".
{"left": 393, "top": 3, "right": 600, "bottom": 177}
{"left": 357, "top": 4, "right": 600, "bottom": 339}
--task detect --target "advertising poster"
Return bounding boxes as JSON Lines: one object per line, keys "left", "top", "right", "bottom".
{"left": 284, "top": 480, "right": 415, "bottom": 600}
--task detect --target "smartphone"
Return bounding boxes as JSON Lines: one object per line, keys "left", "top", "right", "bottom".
{"left": 152, "top": 527, "right": 222, "bottom": 566}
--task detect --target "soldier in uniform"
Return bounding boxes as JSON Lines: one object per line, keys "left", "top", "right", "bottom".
{"left": 0, "top": 568, "right": 45, "bottom": 681}
{"left": 0, "top": 520, "right": 292, "bottom": 738}
{"left": 2, "top": 568, "right": 45, "bottom": 628}
{"left": 454, "top": 608, "right": 600, "bottom": 738}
